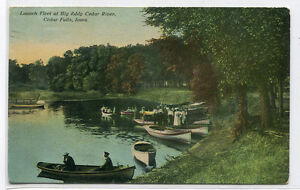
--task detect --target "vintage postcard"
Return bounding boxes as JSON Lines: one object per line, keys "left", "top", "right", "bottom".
{"left": 8, "top": 6, "right": 290, "bottom": 185}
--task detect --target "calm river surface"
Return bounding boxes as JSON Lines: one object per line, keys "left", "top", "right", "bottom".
{"left": 8, "top": 99, "right": 200, "bottom": 183}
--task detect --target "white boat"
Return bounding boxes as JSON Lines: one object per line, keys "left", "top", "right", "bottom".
{"left": 188, "top": 126, "right": 209, "bottom": 135}
{"left": 100, "top": 106, "right": 113, "bottom": 117}
{"left": 133, "top": 119, "right": 154, "bottom": 125}
{"left": 192, "top": 119, "right": 211, "bottom": 125}
{"left": 131, "top": 141, "right": 156, "bottom": 166}
{"left": 102, "top": 111, "right": 113, "bottom": 117}
{"left": 144, "top": 125, "right": 191, "bottom": 144}
{"left": 188, "top": 102, "right": 206, "bottom": 107}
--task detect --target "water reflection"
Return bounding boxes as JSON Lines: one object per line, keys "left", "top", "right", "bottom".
{"left": 47, "top": 99, "right": 160, "bottom": 142}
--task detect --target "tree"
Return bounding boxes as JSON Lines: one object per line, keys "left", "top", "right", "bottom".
{"left": 149, "top": 36, "right": 219, "bottom": 107}
{"left": 9, "top": 59, "right": 22, "bottom": 85}
{"left": 143, "top": 8, "right": 290, "bottom": 130}
{"left": 47, "top": 56, "right": 68, "bottom": 91}
{"left": 123, "top": 53, "right": 146, "bottom": 94}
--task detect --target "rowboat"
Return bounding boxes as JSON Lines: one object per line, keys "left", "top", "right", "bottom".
{"left": 192, "top": 119, "right": 211, "bottom": 125}
{"left": 131, "top": 141, "right": 156, "bottom": 166}
{"left": 166, "top": 125, "right": 208, "bottom": 136}
{"left": 139, "top": 111, "right": 154, "bottom": 116}
{"left": 10, "top": 104, "right": 44, "bottom": 109}
{"left": 133, "top": 119, "right": 154, "bottom": 125}
{"left": 36, "top": 162, "right": 135, "bottom": 181}
{"left": 144, "top": 125, "right": 191, "bottom": 144}
{"left": 101, "top": 111, "right": 113, "bottom": 117}
{"left": 188, "top": 102, "right": 206, "bottom": 107}
{"left": 186, "top": 126, "right": 209, "bottom": 135}
{"left": 120, "top": 110, "right": 134, "bottom": 115}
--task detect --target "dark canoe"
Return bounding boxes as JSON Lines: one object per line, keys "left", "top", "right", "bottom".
{"left": 11, "top": 104, "right": 44, "bottom": 109}
{"left": 37, "top": 162, "right": 135, "bottom": 181}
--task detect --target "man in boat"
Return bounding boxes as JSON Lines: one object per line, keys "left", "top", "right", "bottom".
{"left": 98, "top": 151, "right": 113, "bottom": 170}
{"left": 62, "top": 152, "right": 75, "bottom": 171}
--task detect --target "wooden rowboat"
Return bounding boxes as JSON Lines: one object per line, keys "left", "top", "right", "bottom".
{"left": 139, "top": 111, "right": 154, "bottom": 116}
{"left": 192, "top": 119, "right": 211, "bottom": 125}
{"left": 144, "top": 125, "right": 191, "bottom": 144}
{"left": 187, "top": 126, "right": 209, "bottom": 135}
{"left": 101, "top": 111, "right": 113, "bottom": 117}
{"left": 10, "top": 104, "right": 44, "bottom": 109}
{"left": 131, "top": 141, "right": 156, "bottom": 166}
{"left": 133, "top": 119, "right": 154, "bottom": 125}
{"left": 120, "top": 111, "right": 134, "bottom": 115}
{"left": 36, "top": 162, "right": 135, "bottom": 181}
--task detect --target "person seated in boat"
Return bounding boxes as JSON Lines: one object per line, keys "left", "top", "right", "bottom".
{"left": 98, "top": 151, "right": 113, "bottom": 171}
{"left": 62, "top": 152, "right": 75, "bottom": 171}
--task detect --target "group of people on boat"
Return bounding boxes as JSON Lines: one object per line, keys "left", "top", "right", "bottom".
{"left": 100, "top": 106, "right": 115, "bottom": 115}
{"left": 62, "top": 151, "right": 113, "bottom": 171}
{"left": 140, "top": 105, "right": 188, "bottom": 126}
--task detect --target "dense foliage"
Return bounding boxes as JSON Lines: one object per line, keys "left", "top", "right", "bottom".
{"left": 9, "top": 43, "right": 185, "bottom": 94}
{"left": 143, "top": 8, "right": 290, "bottom": 131}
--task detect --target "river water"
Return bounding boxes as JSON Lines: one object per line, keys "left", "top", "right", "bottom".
{"left": 8, "top": 99, "right": 200, "bottom": 183}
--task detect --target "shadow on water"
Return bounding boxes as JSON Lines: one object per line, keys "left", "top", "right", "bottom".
{"left": 37, "top": 172, "right": 131, "bottom": 184}
{"left": 133, "top": 157, "right": 156, "bottom": 174}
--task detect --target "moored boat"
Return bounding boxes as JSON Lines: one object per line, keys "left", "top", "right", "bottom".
{"left": 101, "top": 111, "right": 113, "bottom": 117}
{"left": 10, "top": 104, "right": 44, "bottom": 109}
{"left": 144, "top": 125, "right": 191, "bottom": 144}
{"left": 192, "top": 119, "right": 211, "bottom": 125}
{"left": 131, "top": 141, "right": 156, "bottom": 166}
{"left": 139, "top": 111, "right": 154, "bottom": 116}
{"left": 120, "top": 111, "right": 134, "bottom": 115}
{"left": 187, "top": 126, "right": 209, "bottom": 135}
{"left": 100, "top": 106, "right": 114, "bottom": 117}
{"left": 133, "top": 119, "right": 154, "bottom": 125}
{"left": 36, "top": 162, "right": 135, "bottom": 181}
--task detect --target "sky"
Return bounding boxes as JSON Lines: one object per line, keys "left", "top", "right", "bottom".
{"left": 9, "top": 7, "right": 162, "bottom": 64}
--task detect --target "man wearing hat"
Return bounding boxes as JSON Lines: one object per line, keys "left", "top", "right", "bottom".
{"left": 99, "top": 151, "right": 113, "bottom": 170}
{"left": 63, "top": 152, "right": 75, "bottom": 171}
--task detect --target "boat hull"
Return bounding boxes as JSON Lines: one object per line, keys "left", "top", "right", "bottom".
{"left": 144, "top": 126, "right": 191, "bottom": 144}
{"left": 101, "top": 112, "right": 113, "bottom": 117}
{"left": 133, "top": 119, "right": 154, "bottom": 125}
{"left": 188, "top": 126, "right": 209, "bottom": 135}
{"left": 120, "top": 111, "right": 134, "bottom": 115}
{"left": 37, "top": 162, "right": 135, "bottom": 181}
{"left": 10, "top": 104, "right": 44, "bottom": 109}
{"left": 131, "top": 141, "right": 156, "bottom": 166}
{"left": 192, "top": 119, "right": 211, "bottom": 125}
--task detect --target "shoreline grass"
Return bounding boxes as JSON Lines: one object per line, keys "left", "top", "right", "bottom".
{"left": 130, "top": 96, "right": 289, "bottom": 184}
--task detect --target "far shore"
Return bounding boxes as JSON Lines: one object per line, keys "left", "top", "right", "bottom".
{"left": 9, "top": 87, "right": 192, "bottom": 105}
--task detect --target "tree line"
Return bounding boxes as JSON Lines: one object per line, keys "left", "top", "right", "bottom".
{"left": 9, "top": 43, "right": 184, "bottom": 94}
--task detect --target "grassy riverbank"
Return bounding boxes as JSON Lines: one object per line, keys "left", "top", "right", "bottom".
{"left": 131, "top": 97, "right": 289, "bottom": 184}
{"left": 9, "top": 86, "right": 192, "bottom": 104}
